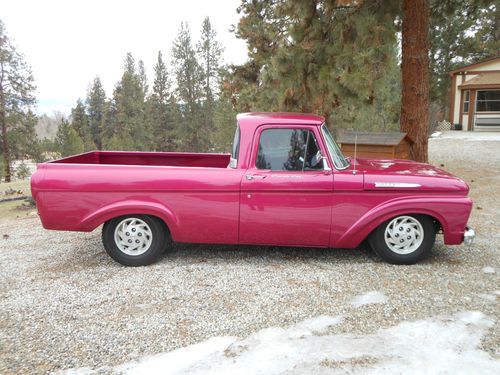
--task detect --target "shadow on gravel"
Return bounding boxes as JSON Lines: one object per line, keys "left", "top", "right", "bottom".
{"left": 164, "top": 242, "right": 381, "bottom": 265}
{"left": 46, "top": 233, "right": 465, "bottom": 273}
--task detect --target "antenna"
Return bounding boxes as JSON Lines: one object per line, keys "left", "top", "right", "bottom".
{"left": 353, "top": 132, "right": 357, "bottom": 175}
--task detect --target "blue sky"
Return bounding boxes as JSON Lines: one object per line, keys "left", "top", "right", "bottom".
{"left": 2, "top": 0, "right": 248, "bottom": 115}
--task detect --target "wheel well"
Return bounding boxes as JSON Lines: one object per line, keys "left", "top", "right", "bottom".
{"left": 368, "top": 213, "right": 443, "bottom": 238}
{"left": 105, "top": 214, "right": 171, "bottom": 235}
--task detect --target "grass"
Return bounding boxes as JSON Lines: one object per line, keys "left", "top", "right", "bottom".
{"left": 0, "top": 179, "right": 31, "bottom": 195}
{"left": 0, "top": 179, "right": 34, "bottom": 222}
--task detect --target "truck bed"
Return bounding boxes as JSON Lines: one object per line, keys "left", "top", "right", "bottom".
{"left": 51, "top": 151, "right": 231, "bottom": 168}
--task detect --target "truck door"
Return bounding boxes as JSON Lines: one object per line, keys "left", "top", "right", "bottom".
{"left": 239, "top": 125, "right": 333, "bottom": 247}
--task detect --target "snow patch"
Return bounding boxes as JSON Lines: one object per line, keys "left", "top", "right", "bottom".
{"left": 350, "top": 291, "right": 388, "bottom": 308}
{"left": 482, "top": 266, "right": 496, "bottom": 274}
{"left": 60, "top": 312, "right": 499, "bottom": 375}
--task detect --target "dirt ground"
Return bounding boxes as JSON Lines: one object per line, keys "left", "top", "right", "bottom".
{"left": 0, "top": 133, "right": 499, "bottom": 374}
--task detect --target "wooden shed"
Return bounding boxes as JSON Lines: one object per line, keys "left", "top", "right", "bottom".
{"left": 337, "top": 131, "right": 414, "bottom": 160}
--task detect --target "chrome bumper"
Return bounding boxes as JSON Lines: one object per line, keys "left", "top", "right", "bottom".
{"left": 464, "top": 227, "right": 475, "bottom": 245}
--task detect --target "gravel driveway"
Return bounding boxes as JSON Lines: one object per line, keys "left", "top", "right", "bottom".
{"left": 1, "top": 133, "right": 499, "bottom": 374}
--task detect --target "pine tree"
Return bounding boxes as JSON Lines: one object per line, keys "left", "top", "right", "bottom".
{"left": 55, "top": 118, "right": 84, "bottom": 157}
{"left": 70, "top": 99, "right": 94, "bottom": 150}
{"left": 138, "top": 59, "right": 149, "bottom": 96}
{"left": 112, "top": 53, "right": 149, "bottom": 150}
{"left": 86, "top": 77, "right": 106, "bottom": 149}
{"left": 197, "top": 17, "right": 223, "bottom": 105}
{"left": 0, "top": 20, "right": 36, "bottom": 182}
{"left": 149, "top": 51, "right": 174, "bottom": 151}
{"left": 197, "top": 17, "right": 224, "bottom": 150}
{"left": 172, "top": 22, "right": 204, "bottom": 150}
{"left": 229, "top": 1, "right": 401, "bottom": 132}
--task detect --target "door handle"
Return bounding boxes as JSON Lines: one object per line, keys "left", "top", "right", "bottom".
{"left": 245, "top": 174, "right": 267, "bottom": 180}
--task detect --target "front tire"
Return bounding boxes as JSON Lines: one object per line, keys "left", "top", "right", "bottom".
{"left": 102, "top": 215, "right": 168, "bottom": 266}
{"left": 369, "top": 214, "right": 436, "bottom": 265}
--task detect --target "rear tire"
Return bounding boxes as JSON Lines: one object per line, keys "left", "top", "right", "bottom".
{"left": 369, "top": 214, "right": 435, "bottom": 265}
{"left": 102, "top": 215, "right": 169, "bottom": 266}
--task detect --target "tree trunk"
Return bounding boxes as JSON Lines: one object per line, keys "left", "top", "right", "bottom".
{"left": 400, "top": 0, "right": 430, "bottom": 163}
{"left": 0, "top": 92, "right": 11, "bottom": 183}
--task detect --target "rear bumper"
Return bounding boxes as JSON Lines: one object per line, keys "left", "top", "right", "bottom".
{"left": 464, "top": 227, "right": 475, "bottom": 245}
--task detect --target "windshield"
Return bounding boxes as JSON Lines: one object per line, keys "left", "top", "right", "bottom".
{"left": 230, "top": 123, "right": 240, "bottom": 168}
{"left": 321, "top": 124, "right": 350, "bottom": 170}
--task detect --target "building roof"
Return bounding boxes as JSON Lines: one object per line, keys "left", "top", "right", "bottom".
{"left": 237, "top": 112, "right": 325, "bottom": 126}
{"left": 458, "top": 72, "right": 500, "bottom": 89}
{"left": 337, "top": 131, "right": 413, "bottom": 146}
{"left": 449, "top": 56, "right": 500, "bottom": 75}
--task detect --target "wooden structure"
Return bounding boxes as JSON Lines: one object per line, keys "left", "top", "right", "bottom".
{"left": 337, "top": 131, "right": 414, "bottom": 160}
{"left": 449, "top": 56, "right": 500, "bottom": 131}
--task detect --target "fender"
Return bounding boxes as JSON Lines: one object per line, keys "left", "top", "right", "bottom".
{"left": 77, "top": 200, "right": 180, "bottom": 240}
{"left": 334, "top": 196, "right": 473, "bottom": 248}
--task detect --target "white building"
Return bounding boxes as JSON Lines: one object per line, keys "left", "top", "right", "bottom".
{"left": 449, "top": 56, "right": 500, "bottom": 131}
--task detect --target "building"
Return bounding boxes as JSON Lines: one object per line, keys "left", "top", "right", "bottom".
{"left": 337, "top": 132, "right": 413, "bottom": 160}
{"left": 449, "top": 56, "right": 500, "bottom": 131}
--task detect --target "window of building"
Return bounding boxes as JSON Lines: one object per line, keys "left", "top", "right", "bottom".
{"left": 256, "top": 128, "right": 323, "bottom": 171}
{"left": 463, "top": 90, "right": 470, "bottom": 113}
{"left": 476, "top": 90, "right": 500, "bottom": 112}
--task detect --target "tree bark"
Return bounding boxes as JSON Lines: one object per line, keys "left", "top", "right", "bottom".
{"left": 400, "top": 0, "right": 430, "bottom": 163}
{"left": 0, "top": 83, "right": 11, "bottom": 183}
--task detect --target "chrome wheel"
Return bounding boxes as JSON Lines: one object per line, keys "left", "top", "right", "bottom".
{"left": 384, "top": 216, "right": 424, "bottom": 255}
{"left": 114, "top": 217, "right": 153, "bottom": 256}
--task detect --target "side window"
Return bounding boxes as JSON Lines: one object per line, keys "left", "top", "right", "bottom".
{"left": 256, "top": 128, "right": 323, "bottom": 171}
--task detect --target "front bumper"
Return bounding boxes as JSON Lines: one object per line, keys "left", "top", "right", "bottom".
{"left": 464, "top": 227, "right": 475, "bottom": 245}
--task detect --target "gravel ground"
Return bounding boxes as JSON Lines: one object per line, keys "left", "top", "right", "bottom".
{"left": 1, "top": 133, "right": 499, "bottom": 374}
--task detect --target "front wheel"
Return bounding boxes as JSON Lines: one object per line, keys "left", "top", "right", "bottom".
{"left": 369, "top": 214, "right": 436, "bottom": 265}
{"left": 102, "top": 215, "right": 169, "bottom": 266}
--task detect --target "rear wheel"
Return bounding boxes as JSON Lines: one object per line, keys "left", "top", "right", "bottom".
{"left": 369, "top": 214, "right": 435, "bottom": 265}
{"left": 102, "top": 215, "right": 169, "bottom": 266}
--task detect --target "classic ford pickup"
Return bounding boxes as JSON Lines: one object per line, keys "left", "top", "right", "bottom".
{"left": 31, "top": 112, "right": 475, "bottom": 266}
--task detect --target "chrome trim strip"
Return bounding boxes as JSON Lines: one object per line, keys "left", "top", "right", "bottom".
{"left": 374, "top": 182, "right": 422, "bottom": 188}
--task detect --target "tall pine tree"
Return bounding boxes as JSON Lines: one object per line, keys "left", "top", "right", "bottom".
{"left": 149, "top": 51, "right": 174, "bottom": 151}
{"left": 107, "top": 52, "right": 149, "bottom": 150}
{"left": 172, "top": 22, "right": 204, "bottom": 151}
{"left": 86, "top": 77, "right": 106, "bottom": 149}
{"left": 0, "top": 20, "right": 36, "bottom": 182}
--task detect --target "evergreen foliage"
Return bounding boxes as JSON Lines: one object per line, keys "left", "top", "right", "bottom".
{"left": 0, "top": 20, "right": 37, "bottom": 182}
{"left": 226, "top": 0, "right": 402, "bottom": 133}
{"left": 2, "top": 4, "right": 496, "bottom": 163}
{"left": 172, "top": 22, "right": 205, "bottom": 150}
{"left": 149, "top": 51, "right": 174, "bottom": 151}
{"left": 55, "top": 118, "right": 84, "bottom": 157}
{"left": 86, "top": 77, "right": 106, "bottom": 149}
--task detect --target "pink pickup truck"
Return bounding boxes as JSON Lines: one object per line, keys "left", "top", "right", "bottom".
{"left": 31, "top": 112, "right": 474, "bottom": 266}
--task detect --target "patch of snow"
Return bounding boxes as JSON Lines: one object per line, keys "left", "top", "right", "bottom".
{"left": 350, "top": 291, "right": 388, "bottom": 308}
{"left": 430, "top": 131, "right": 442, "bottom": 138}
{"left": 60, "top": 311, "right": 499, "bottom": 375}
{"left": 119, "top": 336, "right": 237, "bottom": 375}
{"left": 482, "top": 266, "right": 496, "bottom": 274}
{"left": 56, "top": 367, "right": 96, "bottom": 375}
